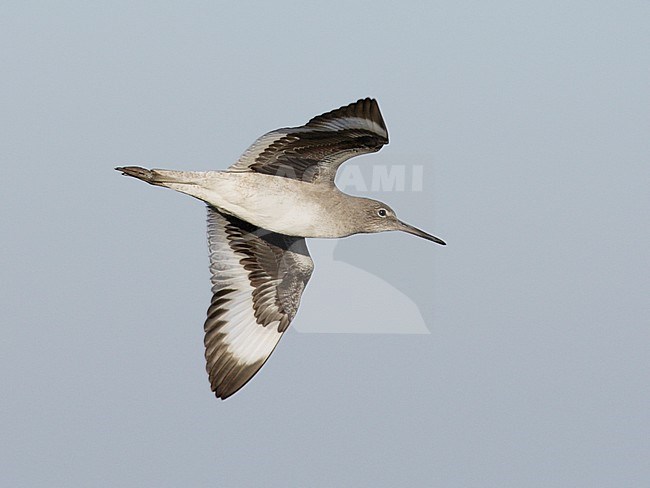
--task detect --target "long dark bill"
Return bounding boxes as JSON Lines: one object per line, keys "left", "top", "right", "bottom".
{"left": 398, "top": 221, "right": 446, "bottom": 246}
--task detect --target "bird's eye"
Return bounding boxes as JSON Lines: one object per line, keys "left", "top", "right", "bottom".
{"left": 377, "top": 208, "right": 387, "bottom": 217}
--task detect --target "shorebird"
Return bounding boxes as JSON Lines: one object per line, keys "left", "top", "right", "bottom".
{"left": 117, "top": 98, "right": 445, "bottom": 399}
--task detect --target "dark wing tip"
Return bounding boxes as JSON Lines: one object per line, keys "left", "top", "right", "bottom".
{"left": 212, "top": 359, "right": 266, "bottom": 400}
{"left": 306, "top": 98, "right": 388, "bottom": 138}
{"left": 204, "top": 325, "right": 277, "bottom": 401}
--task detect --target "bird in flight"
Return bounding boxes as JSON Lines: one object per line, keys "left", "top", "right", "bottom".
{"left": 117, "top": 98, "right": 445, "bottom": 399}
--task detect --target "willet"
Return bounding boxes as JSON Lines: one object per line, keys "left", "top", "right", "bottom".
{"left": 117, "top": 98, "right": 445, "bottom": 399}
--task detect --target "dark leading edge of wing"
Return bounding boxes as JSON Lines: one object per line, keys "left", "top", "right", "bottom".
{"left": 228, "top": 98, "right": 389, "bottom": 184}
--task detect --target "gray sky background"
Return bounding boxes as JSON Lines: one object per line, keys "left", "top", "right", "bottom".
{"left": 2, "top": 1, "right": 649, "bottom": 487}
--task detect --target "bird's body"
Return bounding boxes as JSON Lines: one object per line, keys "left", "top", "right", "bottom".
{"left": 133, "top": 169, "right": 365, "bottom": 238}
{"left": 117, "top": 98, "right": 445, "bottom": 399}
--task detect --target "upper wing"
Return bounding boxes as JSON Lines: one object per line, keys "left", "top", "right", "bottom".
{"left": 227, "top": 98, "right": 389, "bottom": 185}
{"left": 204, "top": 206, "right": 313, "bottom": 399}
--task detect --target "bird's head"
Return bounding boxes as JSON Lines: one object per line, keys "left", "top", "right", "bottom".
{"left": 355, "top": 198, "right": 446, "bottom": 245}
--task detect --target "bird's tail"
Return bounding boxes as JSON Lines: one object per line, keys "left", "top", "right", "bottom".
{"left": 115, "top": 166, "right": 187, "bottom": 187}
{"left": 116, "top": 166, "right": 222, "bottom": 204}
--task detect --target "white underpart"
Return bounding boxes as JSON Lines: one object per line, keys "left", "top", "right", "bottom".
{"left": 207, "top": 210, "right": 284, "bottom": 365}
{"left": 175, "top": 172, "right": 332, "bottom": 237}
